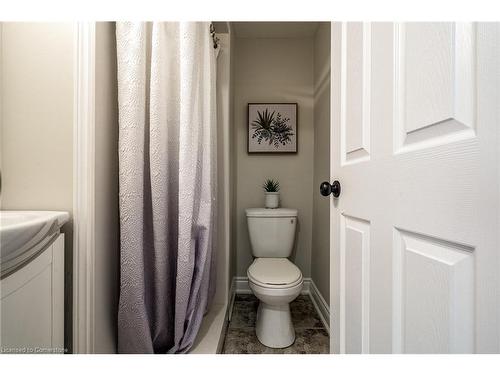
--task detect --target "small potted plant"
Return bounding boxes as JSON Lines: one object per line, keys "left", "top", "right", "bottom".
{"left": 263, "top": 178, "right": 280, "bottom": 209}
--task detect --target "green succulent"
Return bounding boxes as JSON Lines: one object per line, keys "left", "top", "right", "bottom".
{"left": 263, "top": 178, "right": 280, "bottom": 192}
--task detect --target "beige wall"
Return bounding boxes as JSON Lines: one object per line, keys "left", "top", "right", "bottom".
{"left": 0, "top": 22, "right": 75, "bottom": 349}
{"left": 0, "top": 23, "right": 74, "bottom": 213}
{"left": 311, "top": 23, "right": 331, "bottom": 303}
{"left": 94, "top": 22, "right": 119, "bottom": 354}
{"left": 234, "top": 37, "right": 315, "bottom": 277}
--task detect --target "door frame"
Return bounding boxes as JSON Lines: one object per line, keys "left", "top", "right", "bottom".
{"left": 329, "top": 22, "right": 340, "bottom": 354}
{"left": 72, "top": 21, "right": 96, "bottom": 354}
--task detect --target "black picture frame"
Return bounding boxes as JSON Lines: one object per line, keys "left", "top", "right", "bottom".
{"left": 247, "top": 103, "right": 298, "bottom": 154}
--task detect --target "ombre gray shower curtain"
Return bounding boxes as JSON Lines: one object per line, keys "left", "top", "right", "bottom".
{"left": 116, "top": 22, "right": 217, "bottom": 353}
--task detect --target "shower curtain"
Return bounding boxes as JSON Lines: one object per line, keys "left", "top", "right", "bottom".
{"left": 116, "top": 22, "right": 217, "bottom": 354}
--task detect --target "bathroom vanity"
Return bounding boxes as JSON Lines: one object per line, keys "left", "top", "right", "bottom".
{"left": 0, "top": 211, "right": 68, "bottom": 354}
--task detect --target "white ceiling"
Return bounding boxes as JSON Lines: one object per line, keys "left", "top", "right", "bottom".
{"left": 231, "top": 22, "right": 320, "bottom": 38}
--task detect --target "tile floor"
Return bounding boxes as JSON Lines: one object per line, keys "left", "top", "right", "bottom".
{"left": 222, "top": 294, "right": 329, "bottom": 354}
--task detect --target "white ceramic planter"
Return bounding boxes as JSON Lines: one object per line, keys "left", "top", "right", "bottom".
{"left": 264, "top": 192, "right": 280, "bottom": 208}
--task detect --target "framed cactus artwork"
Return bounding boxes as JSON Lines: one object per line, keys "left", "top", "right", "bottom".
{"left": 247, "top": 103, "right": 298, "bottom": 153}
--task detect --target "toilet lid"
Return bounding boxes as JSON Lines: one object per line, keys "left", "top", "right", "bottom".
{"left": 247, "top": 258, "right": 302, "bottom": 286}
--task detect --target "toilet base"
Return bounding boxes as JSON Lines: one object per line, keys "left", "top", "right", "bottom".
{"left": 255, "top": 302, "right": 295, "bottom": 348}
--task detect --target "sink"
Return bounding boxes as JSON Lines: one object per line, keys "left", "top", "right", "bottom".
{"left": 0, "top": 211, "right": 69, "bottom": 276}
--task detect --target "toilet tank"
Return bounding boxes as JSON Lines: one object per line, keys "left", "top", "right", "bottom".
{"left": 245, "top": 208, "right": 298, "bottom": 258}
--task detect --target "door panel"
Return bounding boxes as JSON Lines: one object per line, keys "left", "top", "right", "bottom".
{"left": 341, "top": 22, "right": 371, "bottom": 165}
{"left": 394, "top": 23, "right": 476, "bottom": 154}
{"left": 341, "top": 215, "right": 370, "bottom": 353}
{"left": 330, "top": 22, "right": 499, "bottom": 354}
{"left": 393, "top": 229, "right": 474, "bottom": 353}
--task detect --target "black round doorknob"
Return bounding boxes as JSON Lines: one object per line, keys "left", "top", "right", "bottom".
{"left": 320, "top": 180, "right": 341, "bottom": 198}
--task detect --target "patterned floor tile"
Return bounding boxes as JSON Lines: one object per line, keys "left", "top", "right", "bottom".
{"left": 229, "top": 294, "right": 258, "bottom": 328}
{"left": 222, "top": 294, "right": 329, "bottom": 354}
{"left": 290, "top": 295, "right": 324, "bottom": 329}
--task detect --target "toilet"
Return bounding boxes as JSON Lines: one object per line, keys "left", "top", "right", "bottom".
{"left": 245, "top": 207, "right": 303, "bottom": 348}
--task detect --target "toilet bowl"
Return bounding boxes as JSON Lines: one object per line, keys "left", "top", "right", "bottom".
{"left": 248, "top": 258, "right": 303, "bottom": 348}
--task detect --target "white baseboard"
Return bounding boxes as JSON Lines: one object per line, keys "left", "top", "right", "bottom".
{"left": 233, "top": 276, "right": 251, "bottom": 294}
{"left": 234, "top": 276, "right": 311, "bottom": 295}
{"left": 308, "top": 279, "right": 330, "bottom": 333}
{"left": 231, "top": 276, "right": 330, "bottom": 334}
{"left": 228, "top": 278, "right": 237, "bottom": 321}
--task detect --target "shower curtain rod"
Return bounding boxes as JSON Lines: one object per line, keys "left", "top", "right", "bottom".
{"left": 209, "top": 23, "right": 219, "bottom": 49}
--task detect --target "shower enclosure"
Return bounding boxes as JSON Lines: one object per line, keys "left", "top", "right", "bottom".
{"left": 72, "top": 22, "right": 232, "bottom": 353}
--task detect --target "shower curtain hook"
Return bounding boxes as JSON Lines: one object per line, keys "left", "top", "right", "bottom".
{"left": 210, "top": 23, "right": 220, "bottom": 49}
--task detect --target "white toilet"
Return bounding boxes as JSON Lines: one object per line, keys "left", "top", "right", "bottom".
{"left": 245, "top": 207, "right": 303, "bottom": 348}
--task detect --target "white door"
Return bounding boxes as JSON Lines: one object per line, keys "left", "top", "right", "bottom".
{"left": 329, "top": 22, "right": 500, "bottom": 353}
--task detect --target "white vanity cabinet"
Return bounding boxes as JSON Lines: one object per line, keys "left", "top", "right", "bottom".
{"left": 0, "top": 234, "right": 65, "bottom": 354}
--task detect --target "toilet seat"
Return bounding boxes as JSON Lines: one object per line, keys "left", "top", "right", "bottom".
{"left": 247, "top": 258, "right": 302, "bottom": 289}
